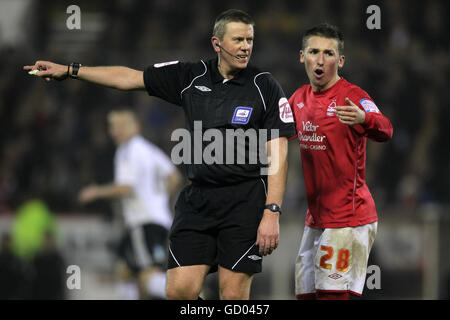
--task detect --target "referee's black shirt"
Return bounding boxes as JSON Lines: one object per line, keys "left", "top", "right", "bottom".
{"left": 144, "top": 58, "right": 295, "bottom": 186}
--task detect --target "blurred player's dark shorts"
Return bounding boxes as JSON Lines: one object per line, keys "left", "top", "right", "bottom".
{"left": 117, "top": 223, "right": 168, "bottom": 274}
{"left": 168, "top": 178, "right": 267, "bottom": 274}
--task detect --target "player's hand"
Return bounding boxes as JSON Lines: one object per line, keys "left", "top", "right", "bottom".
{"left": 256, "top": 210, "right": 280, "bottom": 256}
{"left": 78, "top": 185, "right": 101, "bottom": 204}
{"left": 335, "top": 97, "right": 366, "bottom": 125}
{"left": 23, "top": 61, "right": 68, "bottom": 82}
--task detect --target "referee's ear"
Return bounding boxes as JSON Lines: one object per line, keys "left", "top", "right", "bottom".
{"left": 211, "top": 37, "right": 221, "bottom": 53}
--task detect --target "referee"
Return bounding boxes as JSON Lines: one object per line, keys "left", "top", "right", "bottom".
{"left": 24, "top": 9, "right": 296, "bottom": 300}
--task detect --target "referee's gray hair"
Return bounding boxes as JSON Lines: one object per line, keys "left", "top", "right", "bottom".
{"left": 213, "top": 9, "right": 255, "bottom": 40}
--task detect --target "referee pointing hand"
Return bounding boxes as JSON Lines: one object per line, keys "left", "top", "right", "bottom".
{"left": 24, "top": 9, "right": 295, "bottom": 300}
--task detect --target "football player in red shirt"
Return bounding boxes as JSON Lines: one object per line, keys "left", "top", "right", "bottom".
{"left": 289, "top": 23, "right": 393, "bottom": 300}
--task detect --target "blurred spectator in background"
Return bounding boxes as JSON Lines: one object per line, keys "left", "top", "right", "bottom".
{"left": 7, "top": 198, "right": 64, "bottom": 299}
{"left": 78, "top": 109, "right": 182, "bottom": 299}
{"left": 0, "top": 233, "right": 25, "bottom": 299}
{"left": 31, "top": 231, "right": 66, "bottom": 299}
{"left": 11, "top": 199, "right": 57, "bottom": 260}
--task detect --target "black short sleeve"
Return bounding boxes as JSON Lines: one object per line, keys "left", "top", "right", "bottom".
{"left": 143, "top": 61, "right": 197, "bottom": 106}
{"left": 256, "top": 74, "right": 296, "bottom": 140}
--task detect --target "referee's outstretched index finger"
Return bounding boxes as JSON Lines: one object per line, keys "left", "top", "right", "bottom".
{"left": 24, "top": 61, "right": 59, "bottom": 78}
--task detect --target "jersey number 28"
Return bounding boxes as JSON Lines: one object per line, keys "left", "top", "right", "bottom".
{"left": 319, "top": 245, "right": 350, "bottom": 272}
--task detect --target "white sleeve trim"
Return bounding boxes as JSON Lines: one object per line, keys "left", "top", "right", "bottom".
{"left": 254, "top": 72, "right": 271, "bottom": 111}
{"left": 180, "top": 60, "right": 207, "bottom": 99}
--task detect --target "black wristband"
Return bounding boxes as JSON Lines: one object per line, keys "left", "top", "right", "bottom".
{"left": 265, "top": 203, "right": 282, "bottom": 215}
{"left": 69, "top": 62, "right": 82, "bottom": 79}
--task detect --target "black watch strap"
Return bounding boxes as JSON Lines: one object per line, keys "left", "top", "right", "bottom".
{"left": 265, "top": 203, "right": 282, "bottom": 215}
{"left": 69, "top": 62, "right": 82, "bottom": 79}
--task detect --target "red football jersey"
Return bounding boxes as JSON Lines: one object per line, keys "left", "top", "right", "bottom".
{"left": 289, "top": 78, "right": 393, "bottom": 228}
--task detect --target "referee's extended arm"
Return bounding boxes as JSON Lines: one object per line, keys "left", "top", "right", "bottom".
{"left": 256, "top": 137, "right": 288, "bottom": 256}
{"left": 23, "top": 61, "right": 145, "bottom": 91}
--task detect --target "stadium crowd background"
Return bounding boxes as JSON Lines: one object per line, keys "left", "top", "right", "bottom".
{"left": 0, "top": 0, "right": 449, "bottom": 299}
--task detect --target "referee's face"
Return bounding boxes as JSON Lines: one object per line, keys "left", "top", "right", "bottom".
{"left": 216, "top": 21, "right": 254, "bottom": 78}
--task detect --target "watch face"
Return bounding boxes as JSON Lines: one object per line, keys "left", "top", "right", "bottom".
{"left": 266, "top": 204, "right": 280, "bottom": 212}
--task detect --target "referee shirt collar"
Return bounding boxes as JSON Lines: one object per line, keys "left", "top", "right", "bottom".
{"left": 211, "top": 58, "right": 249, "bottom": 85}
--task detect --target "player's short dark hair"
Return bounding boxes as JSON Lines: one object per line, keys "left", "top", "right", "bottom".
{"left": 302, "top": 23, "right": 344, "bottom": 55}
{"left": 107, "top": 107, "right": 139, "bottom": 122}
{"left": 213, "top": 9, "right": 255, "bottom": 40}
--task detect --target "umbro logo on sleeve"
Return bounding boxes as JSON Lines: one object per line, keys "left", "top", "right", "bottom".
{"left": 195, "top": 85, "right": 212, "bottom": 92}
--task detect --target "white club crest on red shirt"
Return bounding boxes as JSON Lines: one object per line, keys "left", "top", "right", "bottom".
{"left": 326, "top": 100, "right": 336, "bottom": 116}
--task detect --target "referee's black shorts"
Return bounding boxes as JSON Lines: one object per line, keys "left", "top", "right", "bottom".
{"left": 168, "top": 178, "right": 267, "bottom": 274}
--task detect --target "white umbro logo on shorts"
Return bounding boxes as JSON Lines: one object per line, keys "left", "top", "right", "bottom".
{"left": 248, "top": 255, "right": 262, "bottom": 261}
{"left": 195, "top": 85, "right": 212, "bottom": 92}
{"left": 328, "top": 273, "right": 342, "bottom": 280}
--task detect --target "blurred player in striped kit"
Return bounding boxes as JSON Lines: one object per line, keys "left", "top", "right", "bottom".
{"left": 78, "top": 109, "right": 182, "bottom": 299}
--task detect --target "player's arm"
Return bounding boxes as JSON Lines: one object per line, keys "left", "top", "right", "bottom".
{"left": 78, "top": 184, "right": 133, "bottom": 204}
{"left": 23, "top": 61, "right": 145, "bottom": 90}
{"left": 335, "top": 97, "right": 393, "bottom": 142}
{"left": 256, "top": 136, "right": 288, "bottom": 256}
{"left": 166, "top": 169, "right": 183, "bottom": 196}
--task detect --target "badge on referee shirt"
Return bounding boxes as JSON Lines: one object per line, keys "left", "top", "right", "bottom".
{"left": 232, "top": 107, "right": 253, "bottom": 124}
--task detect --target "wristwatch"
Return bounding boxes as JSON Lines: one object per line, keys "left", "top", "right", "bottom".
{"left": 69, "top": 62, "right": 82, "bottom": 79}
{"left": 265, "top": 203, "right": 282, "bottom": 215}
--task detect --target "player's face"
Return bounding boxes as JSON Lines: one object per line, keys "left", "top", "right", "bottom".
{"left": 300, "top": 36, "right": 345, "bottom": 92}
{"left": 214, "top": 22, "right": 254, "bottom": 77}
{"left": 108, "top": 113, "right": 138, "bottom": 145}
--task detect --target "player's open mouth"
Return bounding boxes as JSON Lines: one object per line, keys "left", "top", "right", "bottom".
{"left": 314, "top": 69, "right": 324, "bottom": 78}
